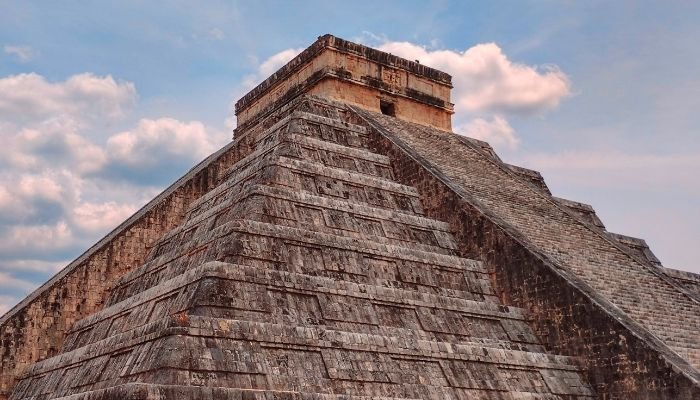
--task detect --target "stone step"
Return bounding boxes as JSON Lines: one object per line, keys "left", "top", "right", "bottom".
{"left": 183, "top": 184, "right": 451, "bottom": 242}
{"left": 278, "top": 110, "right": 373, "bottom": 149}
{"left": 222, "top": 129, "right": 392, "bottom": 182}
{"left": 161, "top": 184, "right": 457, "bottom": 267}
{"left": 72, "top": 262, "right": 529, "bottom": 352}
{"left": 51, "top": 386, "right": 575, "bottom": 400}
{"left": 277, "top": 155, "right": 417, "bottom": 196}
{"left": 195, "top": 111, "right": 378, "bottom": 217}
{"left": 108, "top": 219, "right": 492, "bottom": 305}
{"left": 187, "top": 154, "right": 424, "bottom": 226}
{"left": 18, "top": 314, "right": 591, "bottom": 400}
{"left": 49, "top": 384, "right": 431, "bottom": 400}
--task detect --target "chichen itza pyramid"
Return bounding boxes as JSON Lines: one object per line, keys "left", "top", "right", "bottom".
{"left": 1, "top": 34, "right": 699, "bottom": 399}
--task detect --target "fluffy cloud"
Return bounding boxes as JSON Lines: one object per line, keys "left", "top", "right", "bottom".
{"left": 0, "top": 122, "right": 107, "bottom": 173}
{"left": 3, "top": 45, "right": 36, "bottom": 63}
{"left": 0, "top": 222, "right": 74, "bottom": 255}
{"left": 378, "top": 41, "right": 570, "bottom": 115}
{"left": 368, "top": 39, "right": 571, "bottom": 151}
{"left": 0, "top": 73, "right": 223, "bottom": 312}
{"left": 0, "top": 73, "right": 136, "bottom": 124}
{"left": 71, "top": 201, "right": 136, "bottom": 234}
{"left": 104, "top": 118, "right": 228, "bottom": 184}
{"left": 107, "top": 118, "right": 223, "bottom": 167}
{"left": 455, "top": 115, "right": 518, "bottom": 150}
{"left": 0, "top": 171, "right": 74, "bottom": 224}
{"left": 241, "top": 48, "right": 304, "bottom": 90}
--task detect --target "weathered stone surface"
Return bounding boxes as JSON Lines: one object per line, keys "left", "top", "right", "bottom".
{"left": 3, "top": 34, "right": 697, "bottom": 400}
{"left": 235, "top": 35, "right": 454, "bottom": 131}
{"left": 8, "top": 96, "right": 594, "bottom": 399}
{"left": 354, "top": 106, "right": 700, "bottom": 397}
{"left": 662, "top": 267, "right": 700, "bottom": 298}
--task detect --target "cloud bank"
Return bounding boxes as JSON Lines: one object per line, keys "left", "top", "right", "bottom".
{"left": 0, "top": 73, "right": 228, "bottom": 312}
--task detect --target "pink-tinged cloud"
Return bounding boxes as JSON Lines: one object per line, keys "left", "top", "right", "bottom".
{"left": 0, "top": 73, "right": 136, "bottom": 123}
{"left": 106, "top": 117, "right": 227, "bottom": 168}
{"left": 455, "top": 115, "right": 519, "bottom": 150}
{"left": 378, "top": 41, "right": 571, "bottom": 115}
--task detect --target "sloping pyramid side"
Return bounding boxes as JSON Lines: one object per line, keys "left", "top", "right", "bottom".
{"left": 10, "top": 97, "right": 593, "bottom": 400}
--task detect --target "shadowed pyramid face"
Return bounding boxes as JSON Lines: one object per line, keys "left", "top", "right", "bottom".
{"left": 10, "top": 96, "right": 593, "bottom": 399}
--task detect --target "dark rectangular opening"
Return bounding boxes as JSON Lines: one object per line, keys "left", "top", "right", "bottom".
{"left": 380, "top": 100, "right": 396, "bottom": 116}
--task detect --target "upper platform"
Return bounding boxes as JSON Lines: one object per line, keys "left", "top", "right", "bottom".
{"left": 235, "top": 34, "right": 455, "bottom": 131}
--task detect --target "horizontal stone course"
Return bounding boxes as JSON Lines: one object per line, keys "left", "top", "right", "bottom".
{"left": 66, "top": 262, "right": 528, "bottom": 346}
{"left": 15, "top": 316, "right": 591, "bottom": 399}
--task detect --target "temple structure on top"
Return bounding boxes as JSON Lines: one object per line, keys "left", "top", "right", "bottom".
{"left": 235, "top": 34, "right": 454, "bottom": 130}
{"left": 0, "top": 34, "right": 698, "bottom": 400}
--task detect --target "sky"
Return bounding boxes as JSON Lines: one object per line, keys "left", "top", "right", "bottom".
{"left": 0, "top": 1, "right": 698, "bottom": 313}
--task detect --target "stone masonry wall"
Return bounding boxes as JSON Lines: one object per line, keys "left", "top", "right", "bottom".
{"left": 0, "top": 131, "right": 270, "bottom": 399}
{"left": 0, "top": 150, "right": 228, "bottom": 398}
{"left": 355, "top": 108, "right": 700, "bottom": 399}
{"left": 0, "top": 94, "right": 331, "bottom": 398}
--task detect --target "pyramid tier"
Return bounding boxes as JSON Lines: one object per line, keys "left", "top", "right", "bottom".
{"left": 52, "top": 385, "right": 572, "bottom": 400}
{"left": 14, "top": 313, "right": 592, "bottom": 399}
{"left": 107, "top": 219, "right": 495, "bottom": 307}
{"left": 65, "top": 261, "right": 537, "bottom": 352}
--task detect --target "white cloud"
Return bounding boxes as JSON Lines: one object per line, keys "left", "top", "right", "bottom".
{"left": 456, "top": 115, "right": 519, "bottom": 150}
{"left": 1, "top": 259, "right": 68, "bottom": 274}
{"left": 259, "top": 48, "right": 304, "bottom": 77}
{"left": 0, "top": 272, "right": 37, "bottom": 293}
{"left": 0, "top": 71, "right": 226, "bottom": 311}
{"left": 241, "top": 48, "right": 304, "bottom": 90}
{"left": 0, "top": 221, "right": 74, "bottom": 254}
{"left": 0, "top": 73, "right": 136, "bottom": 123}
{"left": 378, "top": 41, "right": 571, "bottom": 115}
{"left": 1, "top": 123, "right": 107, "bottom": 173}
{"left": 0, "top": 171, "right": 76, "bottom": 223}
{"left": 71, "top": 201, "right": 136, "bottom": 233}
{"left": 106, "top": 117, "right": 226, "bottom": 168}
{"left": 3, "top": 45, "right": 36, "bottom": 63}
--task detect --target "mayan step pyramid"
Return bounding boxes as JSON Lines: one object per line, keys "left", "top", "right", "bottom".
{"left": 1, "top": 35, "right": 699, "bottom": 399}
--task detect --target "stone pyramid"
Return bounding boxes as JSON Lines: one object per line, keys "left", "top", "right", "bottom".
{"left": 8, "top": 93, "right": 594, "bottom": 399}
{"left": 2, "top": 35, "right": 699, "bottom": 399}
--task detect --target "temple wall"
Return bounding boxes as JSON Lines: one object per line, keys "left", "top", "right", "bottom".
{"left": 236, "top": 43, "right": 453, "bottom": 131}
{"left": 357, "top": 109, "right": 700, "bottom": 399}
{"left": 309, "top": 79, "right": 452, "bottom": 130}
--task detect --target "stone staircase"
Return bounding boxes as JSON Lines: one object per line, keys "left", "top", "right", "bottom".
{"left": 9, "top": 97, "right": 594, "bottom": 399}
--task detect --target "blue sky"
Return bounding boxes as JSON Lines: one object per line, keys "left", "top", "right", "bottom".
{"left": 1, "top": 1, "right": 698, "bottom": 312}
